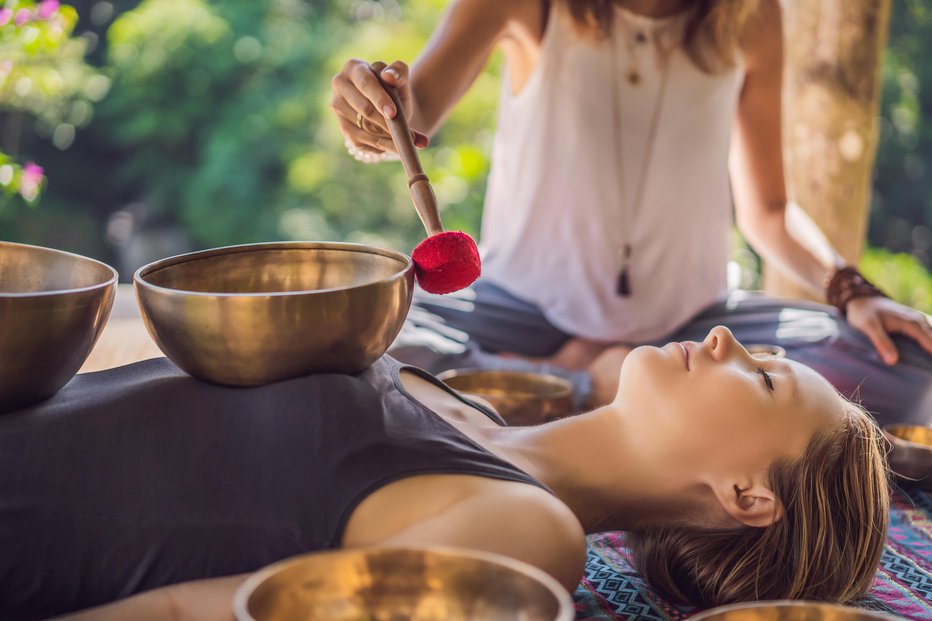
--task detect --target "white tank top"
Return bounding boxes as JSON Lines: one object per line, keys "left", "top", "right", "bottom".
{"left": 480, "top": 4, "right": 745, "bottom": 342}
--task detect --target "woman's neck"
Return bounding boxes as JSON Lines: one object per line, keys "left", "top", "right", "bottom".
{"left": 400, "top": 369, "right": 714, "bottom": 533}
{"left": 492, "top": 402, "right": 712, "bottom": 533}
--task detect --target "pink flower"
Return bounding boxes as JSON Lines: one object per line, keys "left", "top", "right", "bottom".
{"left": 0, "top": 8, "right": 12, "bottom": 26}
{"left": 13, "top": 8, "right": 31, "bottom": 26}
{"left": 22, "top": 162, "right": 44, "bottom": 184}
{"left": 35, "top": 0, "right": 59, "bottom": 20}
{"left": 19, "top": 162, "right": 43, "bottom": 201}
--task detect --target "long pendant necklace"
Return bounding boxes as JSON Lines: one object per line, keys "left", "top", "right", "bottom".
{"left": 610, "top": 16, "right": 674, "bottom": 296}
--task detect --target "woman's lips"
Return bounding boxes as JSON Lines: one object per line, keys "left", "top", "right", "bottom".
{"left": 677, "top": 342, "right": 690, "bottom": 370}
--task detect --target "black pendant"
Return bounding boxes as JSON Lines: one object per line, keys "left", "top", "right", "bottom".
{"left": 617, "top": 267, "right": 631, "bottom": 296}
{"left": 617, "top": 244, "right": 632, "bottom": 296}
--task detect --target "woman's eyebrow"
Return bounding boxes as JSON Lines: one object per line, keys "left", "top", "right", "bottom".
{"left": 782, "top": 363, "right": 800, "bottom": 401}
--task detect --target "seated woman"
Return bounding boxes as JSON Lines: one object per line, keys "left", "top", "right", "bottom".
{"left": 4, "top": 327, "right": 887, "bottom": 621}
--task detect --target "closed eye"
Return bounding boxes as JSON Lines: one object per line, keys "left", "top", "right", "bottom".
{"left": 757, "top": 366, "right": 774, "bottom": 391}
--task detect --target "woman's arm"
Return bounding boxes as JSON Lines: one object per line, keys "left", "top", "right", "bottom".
{"left": 56, "top": 485, "right": 585, "bottom": 619}
{"left": 331, "top": 0, "right": 540, "bottom": 157}
{"left": 374, "top": 482, "right": 587, "bottom": 593}
{"left": 730, "top": 0, "right": 839, "bottom": 293}
{"left": 730, "top": 0, "right": 932, "bottom": 364}
{"left": 55, "top": 574, "right": 249, "bottom": 621}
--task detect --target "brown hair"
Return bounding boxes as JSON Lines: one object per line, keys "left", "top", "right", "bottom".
{"left": 626, "top": 400, "right": 889, "bottom": 606}
{"left": 562, "top": 0, "right": 760, "bottom": 73}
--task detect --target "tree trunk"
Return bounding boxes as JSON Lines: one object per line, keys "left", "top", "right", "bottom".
{"left": 763, "top": 0, "right": 891, "bottom": 299}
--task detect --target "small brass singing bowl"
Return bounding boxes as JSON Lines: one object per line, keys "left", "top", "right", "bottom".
{"left": 746, "top": 344, "right": 787, "bottom": 359}
{"left": 234, "top": 546, "right": 574, "bottom": 621}
{"left": 134, "top": 242, "right": 413, "bottom": 386}
{"left": 690, "top": 601, "right": 901, "bottom": 621}
{"left": 0, "top": 241, "right": 117, "bottom": 412}
{"left": 882, "top": 424, "right": 932, "bottom": 491}
{"left": 438, "top": 369, "right": 574, "bottom": 426}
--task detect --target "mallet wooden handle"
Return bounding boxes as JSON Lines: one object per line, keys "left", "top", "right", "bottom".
{"left": 371, "top": 61, "right": 443, "bottom": 237}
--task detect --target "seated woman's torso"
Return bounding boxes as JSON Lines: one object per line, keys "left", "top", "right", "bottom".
{"left": 481, "top": 0, "right": 743, "bottom": 341}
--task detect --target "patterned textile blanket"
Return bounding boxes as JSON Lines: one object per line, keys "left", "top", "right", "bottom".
{"left": 574, "top": 488, "right": 932, "bottom": 620}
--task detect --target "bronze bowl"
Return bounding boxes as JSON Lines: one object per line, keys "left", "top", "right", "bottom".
{"left": 0, "top": 241, "right": 117, "bottom": 412}
{"left": 690, "top": 601, "right": 901, "bottom": 621}
{"left": 134, "top": 242, "right": 413, "bottom": 386}
{"left": 438, "top": 369, "right": 574, "bottom": 426}
{"left": 883, "top": 424, "right": 932, "bottom": 491}
{"left": 233, "top": 546, "right": 574, "bottom": 621}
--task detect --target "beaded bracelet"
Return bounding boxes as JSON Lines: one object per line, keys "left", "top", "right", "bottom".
{"left": 824, "top": 266, "right": 888, "bottom": 316}
{"left": 344, "top": 139, "right": 397, "bottom": 164}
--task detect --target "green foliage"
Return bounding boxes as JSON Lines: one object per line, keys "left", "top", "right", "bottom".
{"left": 85, "top": 0, "right": 497, "bottom": 255}
{"left": 872, "top": 0, "right": 932, "bottom": 266}
{"left": 0, "top": 0, "right": 103, "bottom": 205}
{"left": 99, "top": 0, "right": 328, "bottom": 245}
{"left": 860, "top": 247, "right": 932, "bottom": 314}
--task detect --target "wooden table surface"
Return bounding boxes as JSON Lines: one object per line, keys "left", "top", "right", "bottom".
{"left": 79, "top": 284, "right": 164, "bottom": 373}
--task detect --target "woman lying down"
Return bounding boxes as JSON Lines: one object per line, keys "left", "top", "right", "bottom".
{"left": 3, "top": 326, "right": 888, "bottom": 620}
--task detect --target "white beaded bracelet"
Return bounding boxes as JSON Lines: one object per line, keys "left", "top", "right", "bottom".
{"left": 345, "top": 139, "right": 397, "bottom": 164}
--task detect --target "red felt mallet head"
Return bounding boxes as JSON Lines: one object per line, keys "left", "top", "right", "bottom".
{"left": 412, "top": 230, "right": 481, "bottom": 295}
{"left": 371, "top": 61, "right": 481, "bottom": 294}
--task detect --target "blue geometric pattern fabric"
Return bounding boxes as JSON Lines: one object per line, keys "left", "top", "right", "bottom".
{"left": 574, "top": 488, "right": 932, "bottom": 620}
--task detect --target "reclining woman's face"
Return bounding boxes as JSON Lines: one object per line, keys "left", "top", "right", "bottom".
{"left": 617, "top": 326, "right": 845, "bottom": 520}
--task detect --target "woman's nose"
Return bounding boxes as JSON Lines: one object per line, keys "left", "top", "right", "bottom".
{"left": 705, "top": 325, "right": 738, "bottom": 362}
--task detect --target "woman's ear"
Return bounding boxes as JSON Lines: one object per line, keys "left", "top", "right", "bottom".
{"left": 711, "top": 479, "right": 783, "bottom": 528}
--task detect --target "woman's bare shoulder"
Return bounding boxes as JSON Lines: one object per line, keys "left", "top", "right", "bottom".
{"left": 445, "top": 0, "right": 546, "bottom": 42}
{"left": 369, "top": 477, "right": 586, "bottom": 591}
{"left": 452, "top": 482, "right": 587, "bottom": 590}
{"left": 741, "top": 0, "right": 782, "bottom": 71}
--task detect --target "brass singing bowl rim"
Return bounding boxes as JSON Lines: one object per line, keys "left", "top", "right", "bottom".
{"left": 690, "top": 600, "right": 901, "bottom": 620}
{"left": 233, "top": 545, "right": 574, "bottom": 621}
{"left": 882, "top": 423, "right": 932, "bottom": 450}
{"left": 745, "top": 344, "right": 787, "bottom": 359}
{"left": 134, "top": 241, "right": 413, "bottom": 297}
{"left": 0, "top": 240, "right": 118, "bottom": 298}
{"left": 437, "top": 369, "right": 574, "bottom": 400}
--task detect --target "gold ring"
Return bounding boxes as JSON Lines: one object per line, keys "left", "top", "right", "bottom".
{"left": 356, "top": 112, "right": 365, "bottom": 130}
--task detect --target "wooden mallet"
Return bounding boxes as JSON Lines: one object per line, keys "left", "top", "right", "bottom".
{"left": 372, "top": 62, "right": 481, "bottom": 295}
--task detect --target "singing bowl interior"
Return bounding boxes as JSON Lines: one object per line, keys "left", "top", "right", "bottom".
{"left": 234, "top": 547, "right": 573, "bottom": 621}
{"left": 0, "top": 242, "right": 117, "bottom": 412}
{"left": 141, "top": 244, "right": 407, "bottom": 293}
{"left": 885, "top": 424, "right": 932, "bottom": 447}
{"left": 0, "top": 241, "right": 116, "bottom": 294}
{"left": 690, "top": 601, "right": 901, "bottom": 621}
{"left": 746, "top": 344, "right": 786, "bottom": 359}
{"left": 439, "top": 369, "right": 574, "bottom": 426}
{"left": 135, "top": 242, "right": 413, "bottom": 386}
{"left": 883, "top": 424, "right": 932, "bottom": 490}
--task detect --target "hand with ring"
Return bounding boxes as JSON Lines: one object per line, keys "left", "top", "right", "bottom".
{"left": 330, "top": 58, "right": 430, "bottom": 163}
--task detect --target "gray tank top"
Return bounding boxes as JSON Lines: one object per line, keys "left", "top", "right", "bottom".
{"left": 0, "top": 356, "right": 550, "bottom": 619}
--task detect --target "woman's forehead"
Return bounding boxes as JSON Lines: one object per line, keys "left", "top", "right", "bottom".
{"left": 785, "top": 359, "right": 845, "bottom": 422}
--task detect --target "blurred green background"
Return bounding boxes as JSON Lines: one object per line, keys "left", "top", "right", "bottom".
{"left": 1, "top": 0, "right": 930, "bottom": 312}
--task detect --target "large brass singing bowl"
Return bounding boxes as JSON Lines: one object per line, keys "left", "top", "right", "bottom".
{"left": 0, "top": 241, "right": 117, "bottom": 412}
{"left": 134, "top": 242, "right": 413, "bottom": 386}
{"left": 883, "top": 424, "right": 932, "bottom": 491}
{"left": 438, "top": 369, "right": 574, "bottom": 426}
{"left": 690, "top": 601, "right": 901, "bottom": 621}
{"left": 234, "top": 546, "right": 574, "bottom": 621}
